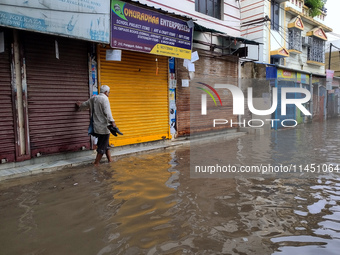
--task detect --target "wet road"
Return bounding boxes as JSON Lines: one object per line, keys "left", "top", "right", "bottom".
{"left": 0, "top": 119, "right": 340, "bottom": 255}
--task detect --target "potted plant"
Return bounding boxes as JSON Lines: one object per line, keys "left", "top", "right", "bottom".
{"left": 304, "top": 0, "right": 327, "bottom": 17}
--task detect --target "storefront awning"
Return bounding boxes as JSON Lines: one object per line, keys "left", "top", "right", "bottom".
{"left": 129, "top": 0, "right": 192, "bottom": 21}
{"left": 194, "top": 22, "right": 261, "bottom": 46}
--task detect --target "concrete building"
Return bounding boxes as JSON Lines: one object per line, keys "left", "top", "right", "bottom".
{"left": 325, "top": 36, "right": 340, "bottom": 77}
{"left": 240, "top": 0, "right": 331, "bottom": 74}
{"left": 239, "top": 0, "right": 338, "bottom": 127}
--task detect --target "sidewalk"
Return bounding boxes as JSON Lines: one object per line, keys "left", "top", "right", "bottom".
{"left": 0, "top": 130, "right": 246, "bottom": 181}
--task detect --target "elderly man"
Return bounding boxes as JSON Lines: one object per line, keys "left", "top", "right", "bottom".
{"left": 76, "top": 85, "right": 116, "bottom": 166}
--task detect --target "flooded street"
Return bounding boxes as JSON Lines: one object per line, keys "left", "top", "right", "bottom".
{"left": 1, "top": 119, "right": 340, "bottom": 255}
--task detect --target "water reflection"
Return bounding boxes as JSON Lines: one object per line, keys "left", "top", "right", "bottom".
{"left": 0, "top": 119, "right": 339, "bottom": 254}
{"left": 270, "top": 176, "right": 340, "bottom": 255}
{"left": 191, "top": 119, "right": 340, "bottom": 179}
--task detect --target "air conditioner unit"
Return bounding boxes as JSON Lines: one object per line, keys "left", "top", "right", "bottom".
{"left": 302, "top": 36, "right": 312, "bottom": 47}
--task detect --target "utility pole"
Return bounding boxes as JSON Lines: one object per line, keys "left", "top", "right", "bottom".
{"left": 326, "top": 43, "right": 332, "bottom": 119}
{"left": 328, "top": 43, "right": 332, "bottom": 70}
{"left": 328, "top": 43, "right": 340, "bottom": 70}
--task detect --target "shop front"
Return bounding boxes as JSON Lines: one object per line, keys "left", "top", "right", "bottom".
{"left": 0, "top": 29, "right": 92, "bottom": 162}
{"left": 176, "top": 52, "right": 239, "bottom": 136}
{"left": 99, "top": 0, "right": 193, "bottom": 146}
{"left": 23, "top": 31, "right": 91, "bottom": 157}
{"left": 0, "top": 0, "right": 110, "bottom": 163}
{"left": 99, "top": 47, "right": 170, "bottom": 146}
{"left": 0, "top": 28, "right": 15, "bottom": 163}
{"left": 267, "top": 68, "right": 311, "bottom": 129}
{"left": 312, "top": 76, "right": 327, "bottom": 121}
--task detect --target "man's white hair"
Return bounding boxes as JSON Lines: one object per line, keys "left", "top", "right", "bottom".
{"left": 100, "top": 85, "right": 110, "bottom": 94}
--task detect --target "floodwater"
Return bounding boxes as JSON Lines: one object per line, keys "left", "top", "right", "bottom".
{"left": 0, "top": 119, "right": 340, "bottom": 255}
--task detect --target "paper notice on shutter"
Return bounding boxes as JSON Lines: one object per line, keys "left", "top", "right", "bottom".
{"left": 183, "top": 59, "right": 190, "bottom": 69}
{"left": 188, "top": 62, "right": 195, "bottom": 72}
{"left": 191, "top": 51, "right": 199, "bottom": 62}
{"left": 106, "top": 49, "right": 122, "bottom": 61}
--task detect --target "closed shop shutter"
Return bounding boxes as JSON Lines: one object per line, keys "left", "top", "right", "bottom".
{"left": 176, "top": 51, "right": 238, "bottom": 136}
{"left": 99, "top": 47, "right": 169, "bottom": 147}
{"left": 312, "top": 85, "right": 321, "bottom": 121}
{"left": 0, "top": 30, "right": 15, "bottom": 162}
{"left": 274, "top": 80, "right": 297, "bottom": 129}
{"left": 24, "top": 32, "right": 90, "bottom": 157}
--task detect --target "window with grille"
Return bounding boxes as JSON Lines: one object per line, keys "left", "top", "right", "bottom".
{"left": 271, "top": 1, "right": 280, "bottom": 31}
{"left": 195, "top": 0, "right": 222, "bottom": 20}
{"left": 288, "top": 28, "right": 302, "bottom": 52}
{"left": 308, "top": 37, "right": 325, "bottom": 63}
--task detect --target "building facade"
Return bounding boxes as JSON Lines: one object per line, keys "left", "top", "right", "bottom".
{"left": 131, "top": 0, "right": 260, "bottom": 136}
{"left": 240, "top": 0, "right": 338, "bottom": 127}
{"left": 0, "top": 0, "right": 111, "bottom": 163}
{"left": 0, "top": 0, "right": 236, "bottom": 162}
{"left": 0, "top": 0, "right": 260, "bottom": 165}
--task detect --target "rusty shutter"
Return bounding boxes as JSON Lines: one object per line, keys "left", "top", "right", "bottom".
{"left": 24, "top": 32, "right": 90, "bottom": 157}
{"left": 99, "top": 47, "right": 170, "bottom": 147}
{"left": 0, "top": 29, "right": 16, "bottom": 162}
{"left": 176, "top": 51, "right": 238, "bottom": 136}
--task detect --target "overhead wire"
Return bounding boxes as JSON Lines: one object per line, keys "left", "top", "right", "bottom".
{"left": 265, "top": 23, "right": 285, "bottom": 49}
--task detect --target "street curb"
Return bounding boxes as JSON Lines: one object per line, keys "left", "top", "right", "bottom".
{"left": 0, "top": 131, "right": 246, "bottom": 182}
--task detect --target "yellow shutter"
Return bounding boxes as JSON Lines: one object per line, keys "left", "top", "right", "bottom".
{"left": 99, "top": 47, "right": 170, "bottom": 147}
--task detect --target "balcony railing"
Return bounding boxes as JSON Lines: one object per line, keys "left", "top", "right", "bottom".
{"left": 288, "top": 0, "right": 326, "bottom": 21}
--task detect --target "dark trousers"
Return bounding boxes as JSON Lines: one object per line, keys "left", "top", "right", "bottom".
{"left": 96, "top": 134, "right": 110, "bottom": 154}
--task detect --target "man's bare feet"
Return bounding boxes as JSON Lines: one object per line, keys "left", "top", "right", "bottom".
{"left": 106, "top": 149, "right": 113, "bottom": 163}
{"left": 94, "top": 153, "right": 103, "bottom": 166}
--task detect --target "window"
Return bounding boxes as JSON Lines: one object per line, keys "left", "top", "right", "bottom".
{"left": 270, "top": 57, "right": 283, "bottom": 65}
{"left": 271, "top": 1, "right": 280, "bottom": 31}
{"left": 195, "top": 0, "right": 222, "bottom": 20}
{"left": 308, "top": 37, "right": 325, "bottom": 63}
{"left": 288, "top": 28, "right": 302, "bottom": 52}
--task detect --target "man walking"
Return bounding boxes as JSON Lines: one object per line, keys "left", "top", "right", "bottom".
{"left": 76, "top": 85, "right": 116, "bottom": 166}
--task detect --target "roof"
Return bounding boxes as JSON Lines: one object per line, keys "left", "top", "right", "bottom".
{"left": 285, "top": 7, "right": 332, "bottom": 32}
{"left": 194, "top": 22, "right": 261, "bottom": 46}
{"left": 128, "top": 0, "right": 192, "bottom": 21}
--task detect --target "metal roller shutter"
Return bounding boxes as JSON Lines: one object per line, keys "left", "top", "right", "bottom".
{"left": 99, "top": 47, "right": 170, "bottom": 147}
{"left": 274, "top": 81, "right": 297, "bottom": 129}
{"left": 24, "top": 32, "right": 90, "bottom": 157}
{"left": 0, "top": 30, "right": 15, "bottom": 162}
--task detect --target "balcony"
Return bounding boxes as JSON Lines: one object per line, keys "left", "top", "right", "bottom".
{"left": 285, "top": 1, "right": 332, "bottom": 32}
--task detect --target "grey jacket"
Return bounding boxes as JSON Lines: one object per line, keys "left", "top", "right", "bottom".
{"left": 80, "top": 93, "right": 114, "bottom": 135}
